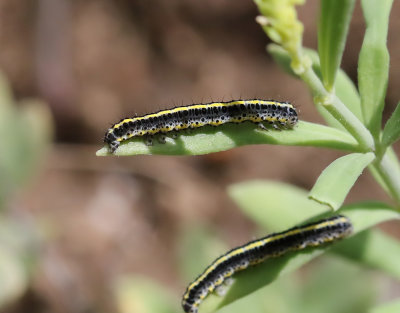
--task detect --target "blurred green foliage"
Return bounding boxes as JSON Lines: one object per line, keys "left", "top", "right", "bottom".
{"left": 113, "top": 276, "right": 179, "bottom": 313}
{"left": 0, "top": 71, "right": 53, "bottom": 308}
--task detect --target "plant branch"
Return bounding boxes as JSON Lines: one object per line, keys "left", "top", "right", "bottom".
{"left": 298, "top": 63, "right": 375, "bottom": 152}
{"left": 372, "top": 153, "right": 400, "bottom": 206}
{"left": 299, "top": 59, "right": 400, "bottom": 207}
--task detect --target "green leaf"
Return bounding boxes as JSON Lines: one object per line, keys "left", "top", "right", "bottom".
{"left": 358, "top": 0, "right": 393, "bottom": 138}
{"left": 333, "top": 229, "right": 400, "bottom": 279}
{"left": 96, "top": 121, "right": 361, "bottom": 156}
{"left": 216, "top": 273, "right": 298, "bottom": 313}
{"left": 268, "top": 44, "right": 363, "bottom": 129}
{"left": 309, "top": 152, "right": 375, "bottom": 210}
{"left": 217, "top": 248, "right": 326, "bottom": 310}
{"left": 228, "top": 180, "right": 327, "bottom": 232}
{"left": 382, "top": 101, "right": 400, "bottom": 147}
{"left": 213, "top": 201, "right": 398, "bottom": 310}
{"left": 217, "top": 257, "right": 376, "bottom": 313}
{"left": 370, "top": 299, "right": 400, "bottom": 313}
{"left": 318, "top": 0, "right": 356, "bottom": 90}
{"left": 299, "top": 257, "right": 376, "bottom": 313}
{"left": 341, "top": 201, "right": 399, "bottom": 233}
{"left": 228, "top": 180, "right": 398, "bottom": 236}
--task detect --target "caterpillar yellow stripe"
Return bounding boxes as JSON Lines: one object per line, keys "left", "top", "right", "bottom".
{"left": 182, "top": 215, "right": 353, "bottom": 313}
{"left": 104, "top": 99, "right": 298, "bottom": 153}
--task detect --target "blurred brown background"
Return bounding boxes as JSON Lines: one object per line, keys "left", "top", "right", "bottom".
{"left": 0, "top": 0, "right": 399, "bottom": 312}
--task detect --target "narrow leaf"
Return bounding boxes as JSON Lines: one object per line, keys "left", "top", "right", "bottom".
{"left": 96, "top": 121, "right": 361, "bottom": 156}
{"left": 382, "top": 101, "right": 400, "bottom": 147}
{"left": 358, "top": 0, "right": 393, "bottom": 138}
{"left": 309, "top": 152, "right": 375, "bottom": 210}
{"left": 318, "top": 0, "right": 356, "bottom": 90}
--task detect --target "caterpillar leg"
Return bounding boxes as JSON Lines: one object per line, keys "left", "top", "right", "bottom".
{"left": 214, "top": 276, "right": 235, "bottom": 296}
{"left": 224, "top": 277, "right": 234, "bottom": 287}
{"left": 144, "top": 136, "right": 154, "bottom": 146}
{"left": 258, "top": 122, "right": 281, "bottom": 131}
{"left": 108, "top": 141, "right": 120, "bottom": 153}
{"left": 257, "top": 122, "right": 268, "bottom": 130}
{"left": 215, "top": 284, "right": 228, "bottom": 297}
{"left": 157, "top": 134, "right": 167, "bottom": 144}
{"left": 272, "top": 123, "right": 282, "bottom": 131}
{"left": 278, "top": 121, "right": 290, "bottom": 129}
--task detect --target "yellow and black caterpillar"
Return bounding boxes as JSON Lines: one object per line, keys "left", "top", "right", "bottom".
{"left": 182, "top": 215, "right": 352, "bottom": 313}
{"left": 104, "top": 99, "right": 298, "bottom": 153}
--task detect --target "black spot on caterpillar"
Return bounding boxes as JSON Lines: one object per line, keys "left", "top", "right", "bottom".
{"left": 104, "top": 99, "right": 298, "bottom": 153}
{"left": 182, "top": 215, "right": 352, "bottom": 313}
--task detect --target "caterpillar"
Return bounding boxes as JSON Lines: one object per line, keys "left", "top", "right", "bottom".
{"left": 182, "top": 215, "right": 352, "bottom": 313}
{"left": 104, "top": 99, "right": 298, "bottom": 153}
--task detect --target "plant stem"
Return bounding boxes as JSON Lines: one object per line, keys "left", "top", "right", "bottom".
{"left": 372, "top": 153, "right": 400, "bottom": 206}
{"left": 295, "top": 53, "right": 400, "bottom": 207}
{"left": 298, "top": 64, "right": 375, "bottom": 152}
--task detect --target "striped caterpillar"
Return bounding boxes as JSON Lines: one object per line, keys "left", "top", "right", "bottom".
{"left": 182, "top": 215, "right": 352, "bottom": 313}
{"left": 104, "top": 99, "right": 298, "bottom": 153}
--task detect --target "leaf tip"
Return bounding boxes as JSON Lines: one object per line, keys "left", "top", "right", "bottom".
{"left": 96, "top": 146, "right": 111, "bottom": 156}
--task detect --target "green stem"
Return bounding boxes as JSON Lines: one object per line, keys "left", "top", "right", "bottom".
{"left": 294, "top": 53, "right": 400, "bottom": 207}
{"left": 372, "top": 153, "right": 400, "bottom": 206}
{"left": 299, "top": 64, "right": 375, "bottom": 152}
